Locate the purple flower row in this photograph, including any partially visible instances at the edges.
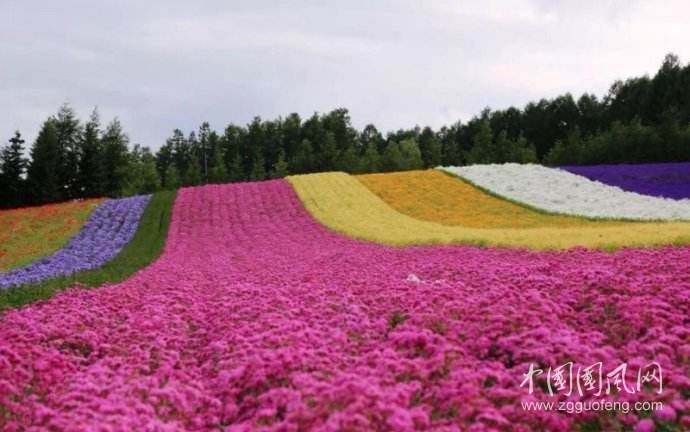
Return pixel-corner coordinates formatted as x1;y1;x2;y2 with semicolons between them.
0;195;151;289
561;162;690;199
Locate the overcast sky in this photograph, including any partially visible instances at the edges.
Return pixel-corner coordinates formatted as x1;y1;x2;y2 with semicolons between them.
3;0;690;149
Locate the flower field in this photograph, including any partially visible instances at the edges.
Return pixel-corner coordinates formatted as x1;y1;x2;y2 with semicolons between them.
357;170;622;228
0;195;150;288
1;165;690;431
1;179;689;431
0;199;102;271
441;164;690;220
561;162;690;199
288;172;690;250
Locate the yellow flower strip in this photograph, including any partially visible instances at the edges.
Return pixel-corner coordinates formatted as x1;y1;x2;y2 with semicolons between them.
356;170;626;228
287;172;690;250
0;199;104;271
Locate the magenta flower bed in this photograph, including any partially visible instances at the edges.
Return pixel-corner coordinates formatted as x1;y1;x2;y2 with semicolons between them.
561;162;690;199
1;181;689;431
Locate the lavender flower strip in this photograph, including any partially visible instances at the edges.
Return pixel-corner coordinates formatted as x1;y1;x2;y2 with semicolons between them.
0;195;151;289
561;162;690;200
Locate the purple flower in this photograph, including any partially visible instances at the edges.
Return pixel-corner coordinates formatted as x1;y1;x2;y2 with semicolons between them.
561;162;690;199
0;195;151;289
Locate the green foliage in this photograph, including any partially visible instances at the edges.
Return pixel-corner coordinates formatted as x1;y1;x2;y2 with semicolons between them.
419;126;442;167
184;157;203;186
27;120;61;204
209;147;229;183
250;155;266;180
0;131;28;208
164;165;181;189
227;156;244;182
381;138;423;172
101;118;130;196
271;150;290;178
78;108;106;198
9;52;690;210
466;120;537;164
335;145;359;173
54;103;82;200
319;131;338;171
359;142;381;173
0;190;175;311
122;146;160;195
290;139;315;174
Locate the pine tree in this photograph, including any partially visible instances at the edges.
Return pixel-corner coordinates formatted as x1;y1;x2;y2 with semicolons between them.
169;129;190;180
185;157;203;186
359;142;381;173
418;127;442;167
466;119;495;164
249;155;266;180
122;146;161;195
381;142;403;172
54;103;83;199
290;139;314;174
164;165;181;189
319;132;338;171
139;150;161;193
78;108;105;197
155;142;174;188
228;156;244;182
271;150;290;178
335;145;359;173
27;120;61;204
397;138;423;170
101;118;130;196
209;147;228;183
0;131;28;208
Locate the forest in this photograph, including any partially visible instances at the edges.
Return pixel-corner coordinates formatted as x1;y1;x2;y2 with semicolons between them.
2;53;690;209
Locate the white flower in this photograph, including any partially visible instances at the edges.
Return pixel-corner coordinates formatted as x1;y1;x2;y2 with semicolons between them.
439;164;690;220
406;273;421;284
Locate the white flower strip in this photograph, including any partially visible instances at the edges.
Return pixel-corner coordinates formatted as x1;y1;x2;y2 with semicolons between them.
439;164;690;220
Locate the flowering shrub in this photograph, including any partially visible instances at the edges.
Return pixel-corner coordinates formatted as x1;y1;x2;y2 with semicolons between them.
0;195;150;288
561;162;690;199
357;170;622;228
289;172;690;250
0;199;102;271
440;164;690;220
1;181;688;430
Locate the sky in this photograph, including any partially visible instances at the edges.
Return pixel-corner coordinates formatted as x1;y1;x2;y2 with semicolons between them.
2;0;690;150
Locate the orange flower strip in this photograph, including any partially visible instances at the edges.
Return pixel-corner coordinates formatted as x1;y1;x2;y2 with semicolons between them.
0;199;103;271
356;170;624;229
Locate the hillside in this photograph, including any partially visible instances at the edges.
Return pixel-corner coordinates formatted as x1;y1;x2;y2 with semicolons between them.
1;164;689;430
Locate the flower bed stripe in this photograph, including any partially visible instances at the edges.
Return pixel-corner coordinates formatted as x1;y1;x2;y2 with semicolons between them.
440;164;690;220
0;191;175;310
0;195;151;289
0;181;687;430
560;162;690;199
357;170;624;228
0;199;103;271
287;172;690;250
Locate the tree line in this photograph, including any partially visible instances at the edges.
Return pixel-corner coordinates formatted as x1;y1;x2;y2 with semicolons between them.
2;53;690;209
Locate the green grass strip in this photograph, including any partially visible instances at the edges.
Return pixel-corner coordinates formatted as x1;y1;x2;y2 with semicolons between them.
0;190;176;312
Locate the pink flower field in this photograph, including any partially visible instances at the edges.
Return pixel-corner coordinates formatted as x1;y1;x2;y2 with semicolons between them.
1;181;690;431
